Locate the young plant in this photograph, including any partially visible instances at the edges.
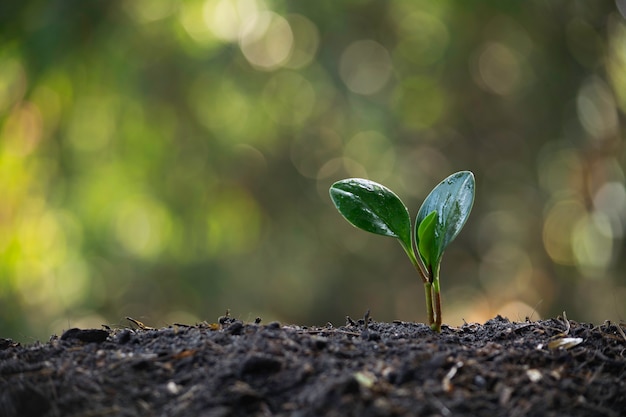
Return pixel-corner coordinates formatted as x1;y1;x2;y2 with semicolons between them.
329;171;475;332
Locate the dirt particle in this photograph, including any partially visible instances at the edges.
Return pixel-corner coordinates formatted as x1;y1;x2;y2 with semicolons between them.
225;321;244;335
240;355;282;375
60;328;110;343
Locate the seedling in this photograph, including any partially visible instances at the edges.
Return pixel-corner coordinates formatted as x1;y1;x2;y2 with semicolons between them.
329;171;475;332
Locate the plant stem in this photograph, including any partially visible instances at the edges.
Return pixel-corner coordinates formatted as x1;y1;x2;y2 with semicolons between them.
424;282;434;326
431;273;442;333
401;242;428;283
401;241;435;326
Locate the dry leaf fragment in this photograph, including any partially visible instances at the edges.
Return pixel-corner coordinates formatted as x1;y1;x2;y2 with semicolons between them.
354;371;376;389
548;337;583;350
526;369;542;382
442;361;463;392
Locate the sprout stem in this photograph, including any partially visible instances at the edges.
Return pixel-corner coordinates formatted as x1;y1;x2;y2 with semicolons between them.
424;282;434;326
431;273;442;332
401;241;435;326
401;242;429;284
431;293;442;332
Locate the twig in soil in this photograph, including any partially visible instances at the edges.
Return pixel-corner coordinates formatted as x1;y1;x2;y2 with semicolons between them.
542;312;572;336
545;313;585;350
511;323;535;333
615;323;626;343
126;317;154;330
560;311;571;336
345;310;372;329
298;328;361;337
442;361;463;393
218;309;232;326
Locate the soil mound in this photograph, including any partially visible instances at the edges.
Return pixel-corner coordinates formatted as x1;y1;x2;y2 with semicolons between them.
1;315;625;416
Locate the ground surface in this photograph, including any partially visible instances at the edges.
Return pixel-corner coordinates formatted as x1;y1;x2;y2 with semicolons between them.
1;314;625;417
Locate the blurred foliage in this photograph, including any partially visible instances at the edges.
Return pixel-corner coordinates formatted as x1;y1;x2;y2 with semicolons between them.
1;0;625;342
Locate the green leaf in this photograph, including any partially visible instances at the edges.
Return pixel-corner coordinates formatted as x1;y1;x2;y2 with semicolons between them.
329;178;412;250
417;210;437;268
414;171;475;268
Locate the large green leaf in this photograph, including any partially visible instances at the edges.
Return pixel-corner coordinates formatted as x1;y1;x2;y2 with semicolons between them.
329;178;412;250
414;171;475;268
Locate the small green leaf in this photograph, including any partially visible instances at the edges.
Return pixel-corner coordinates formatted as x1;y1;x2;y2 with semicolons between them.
417;210;437;268
415;171;475;268
329;178;412;250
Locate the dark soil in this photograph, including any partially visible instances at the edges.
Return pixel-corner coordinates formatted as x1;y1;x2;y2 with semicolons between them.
1;314;625;417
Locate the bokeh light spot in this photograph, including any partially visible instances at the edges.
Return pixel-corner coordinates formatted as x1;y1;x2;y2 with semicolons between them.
483;15;533;57
290;128;343;179
542;199;586;265
11;207;87;316
572;212;613;275
394;11;449;67
54;258;91;308
66;96;118;153
537;147;584;196
206;188;262;257
113;196;173;259
17;206;66;261
473;42;523;96
124;0;179;23
31;85;62;135
479;243;533;295
0;56;26;113
498;301;540;322
566;18;604;68
339;40;392;95
607;17;626;112
1;102;43;156
240;11;294;70
262;71;315;126
284;14;319;69
593;181;626;238
189;76;252;143
179;0;219;46
577;76;619;140
393;76;445;129
343;131;395;181
204;0;264;42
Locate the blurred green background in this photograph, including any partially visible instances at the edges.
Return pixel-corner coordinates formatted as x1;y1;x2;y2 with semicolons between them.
1;0;625;342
